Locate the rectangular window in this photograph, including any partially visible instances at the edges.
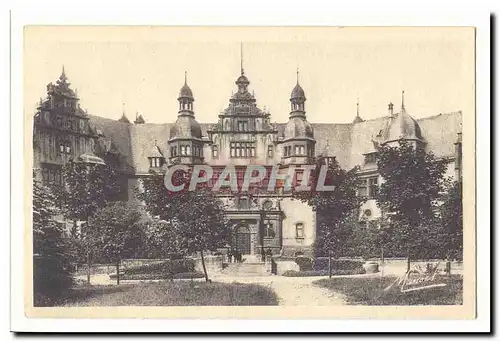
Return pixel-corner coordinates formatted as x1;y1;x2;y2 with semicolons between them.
268;145;273;158
294;145;299;155
263;221;275;238
230;143;235;157
180;146;186;156
358;179;368;197
238;121;248;132
186;145;191;155
212;146;218;158
230;141;255;158
299;146;305;155
238;197;249;209
368;177;378;198
295;223;304;238
364;152;378;164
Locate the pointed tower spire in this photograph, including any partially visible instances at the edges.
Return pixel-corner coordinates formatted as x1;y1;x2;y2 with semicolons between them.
240;43;244;75
353;97;364;123
401;90;405;109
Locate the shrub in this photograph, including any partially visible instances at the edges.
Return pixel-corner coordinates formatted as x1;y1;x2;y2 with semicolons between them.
313;258;364;271
282;268;366;277
124;259;195;275
295;256;313;271
109;271;204;280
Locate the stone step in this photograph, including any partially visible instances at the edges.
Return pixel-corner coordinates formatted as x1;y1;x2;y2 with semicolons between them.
222;262;271;276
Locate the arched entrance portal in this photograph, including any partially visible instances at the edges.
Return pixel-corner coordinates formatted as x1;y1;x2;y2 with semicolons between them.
234;224;251;255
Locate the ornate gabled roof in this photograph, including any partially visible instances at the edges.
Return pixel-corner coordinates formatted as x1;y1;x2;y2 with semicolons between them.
47;66;78;99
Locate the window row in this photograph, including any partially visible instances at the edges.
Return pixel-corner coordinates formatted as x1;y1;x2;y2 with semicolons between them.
283;145;314;157
58;141;72;154
41;167;63;185
170;145;203;157
149;157;165;168
230;142;255;158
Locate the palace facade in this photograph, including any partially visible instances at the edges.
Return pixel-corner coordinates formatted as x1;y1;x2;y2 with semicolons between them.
33;67;463;257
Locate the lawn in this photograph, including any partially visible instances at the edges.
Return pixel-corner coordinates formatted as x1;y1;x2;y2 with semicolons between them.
57;281;279;306
313;275;463;305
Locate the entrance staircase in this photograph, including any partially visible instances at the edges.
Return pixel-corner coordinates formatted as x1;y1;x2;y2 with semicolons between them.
220;255;272;277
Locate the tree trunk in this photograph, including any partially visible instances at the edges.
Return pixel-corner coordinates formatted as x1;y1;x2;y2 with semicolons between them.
200;250;209;282
328;250;332;279
406;246;411;273
86;251;91;286
116;259;120;285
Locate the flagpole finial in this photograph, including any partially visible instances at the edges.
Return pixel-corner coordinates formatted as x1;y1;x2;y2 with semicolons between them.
184;71;187;85
401;90;405;109
240;43;244;75
296;68;299;84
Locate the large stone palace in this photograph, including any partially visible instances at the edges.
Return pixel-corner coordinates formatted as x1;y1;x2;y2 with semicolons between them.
33;66;463;257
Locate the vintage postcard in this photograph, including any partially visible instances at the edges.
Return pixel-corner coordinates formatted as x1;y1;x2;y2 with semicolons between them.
19;25;477;325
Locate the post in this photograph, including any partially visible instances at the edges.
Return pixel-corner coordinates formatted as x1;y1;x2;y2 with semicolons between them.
260;210;265;262
116;259;120;285
86;251;91;286
200;250;209;282
406;246;411;273
328;250;332;279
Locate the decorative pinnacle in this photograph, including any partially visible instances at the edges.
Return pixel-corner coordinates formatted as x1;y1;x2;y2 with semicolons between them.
296;68;299;84
356;97;360;117
401;90;405;109
184;71;187;85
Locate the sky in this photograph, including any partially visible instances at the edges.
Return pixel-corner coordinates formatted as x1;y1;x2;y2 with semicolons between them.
24;26;475;124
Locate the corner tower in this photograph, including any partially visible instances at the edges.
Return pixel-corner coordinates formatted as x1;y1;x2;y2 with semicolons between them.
168;72;204;164
281;70;315;165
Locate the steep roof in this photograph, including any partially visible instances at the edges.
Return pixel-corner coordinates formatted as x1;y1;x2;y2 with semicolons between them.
88;111;462;175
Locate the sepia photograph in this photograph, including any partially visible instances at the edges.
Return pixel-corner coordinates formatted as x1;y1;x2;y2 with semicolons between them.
16;21;481;327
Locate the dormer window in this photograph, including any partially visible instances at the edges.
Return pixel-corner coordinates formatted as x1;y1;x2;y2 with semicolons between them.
364;152;379;164
149;157;165;168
